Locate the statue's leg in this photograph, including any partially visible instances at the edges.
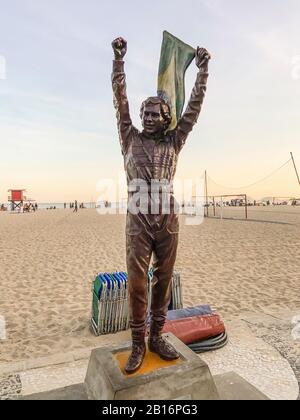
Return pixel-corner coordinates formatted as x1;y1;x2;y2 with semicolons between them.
148;222;179;360
125;224;152;373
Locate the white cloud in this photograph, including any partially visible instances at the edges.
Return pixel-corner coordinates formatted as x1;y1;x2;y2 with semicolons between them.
1;87;62;104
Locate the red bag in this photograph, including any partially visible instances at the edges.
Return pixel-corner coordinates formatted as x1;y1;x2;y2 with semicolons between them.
162;314;225;345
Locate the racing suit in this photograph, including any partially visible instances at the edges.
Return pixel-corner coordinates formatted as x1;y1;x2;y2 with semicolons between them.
112;59;209;336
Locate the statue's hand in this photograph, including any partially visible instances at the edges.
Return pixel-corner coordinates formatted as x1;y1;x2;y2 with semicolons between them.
112;37;127;60
196;47;211;71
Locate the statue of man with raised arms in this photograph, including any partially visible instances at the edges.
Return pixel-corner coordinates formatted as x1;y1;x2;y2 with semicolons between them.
112;36;211;374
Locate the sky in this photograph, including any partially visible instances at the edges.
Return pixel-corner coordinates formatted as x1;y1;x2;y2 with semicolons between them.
0;0;300;202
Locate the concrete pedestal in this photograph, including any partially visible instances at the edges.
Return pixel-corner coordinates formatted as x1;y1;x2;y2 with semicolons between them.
85;333;220;400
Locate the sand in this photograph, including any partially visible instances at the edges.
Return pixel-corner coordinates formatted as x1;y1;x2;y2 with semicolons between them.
0;207;300;363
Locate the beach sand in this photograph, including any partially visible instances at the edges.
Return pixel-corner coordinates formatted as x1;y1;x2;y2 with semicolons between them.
0;207;299;363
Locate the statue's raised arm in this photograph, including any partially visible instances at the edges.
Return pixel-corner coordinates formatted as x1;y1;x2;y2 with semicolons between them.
111;37;133;154
175;47;211;152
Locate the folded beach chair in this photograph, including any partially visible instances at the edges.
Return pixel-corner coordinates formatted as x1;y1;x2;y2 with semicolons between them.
167;304;213;321
91;271;183;336
188;332;228;353
169;271;184;310
163;311;228;353
162;314;225;345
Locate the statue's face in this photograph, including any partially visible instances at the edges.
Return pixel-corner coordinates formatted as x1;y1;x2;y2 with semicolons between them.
141;103;165;135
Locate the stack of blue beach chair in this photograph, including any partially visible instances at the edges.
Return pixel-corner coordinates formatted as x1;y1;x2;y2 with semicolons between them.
91;271;183;336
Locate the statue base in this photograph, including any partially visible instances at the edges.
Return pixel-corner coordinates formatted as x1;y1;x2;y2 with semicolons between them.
85;333;220;400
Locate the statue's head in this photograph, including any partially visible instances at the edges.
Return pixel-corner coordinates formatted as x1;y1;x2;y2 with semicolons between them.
140;97;172;135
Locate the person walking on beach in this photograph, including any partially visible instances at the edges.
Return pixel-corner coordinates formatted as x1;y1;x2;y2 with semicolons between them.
73;200;78;213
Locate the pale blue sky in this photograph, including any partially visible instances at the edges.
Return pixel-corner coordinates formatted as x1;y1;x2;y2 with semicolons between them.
0;0;300;201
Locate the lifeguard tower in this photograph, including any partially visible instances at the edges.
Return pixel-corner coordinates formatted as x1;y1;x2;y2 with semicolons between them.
8;189;26;211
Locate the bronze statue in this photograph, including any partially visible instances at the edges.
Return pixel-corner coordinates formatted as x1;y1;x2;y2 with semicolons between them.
112;36;210;374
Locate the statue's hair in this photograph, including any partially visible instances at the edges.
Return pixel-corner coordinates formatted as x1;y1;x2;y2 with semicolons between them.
140;96;172;130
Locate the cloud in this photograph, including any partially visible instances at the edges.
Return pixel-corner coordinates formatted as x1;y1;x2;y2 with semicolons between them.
1;86;62;104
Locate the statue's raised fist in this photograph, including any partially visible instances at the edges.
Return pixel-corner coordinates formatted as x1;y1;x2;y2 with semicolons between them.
196;47;211;70
112;37;127;60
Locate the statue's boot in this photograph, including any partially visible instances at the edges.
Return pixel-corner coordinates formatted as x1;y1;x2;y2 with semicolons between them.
148;320;180;361
125;329;146;374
